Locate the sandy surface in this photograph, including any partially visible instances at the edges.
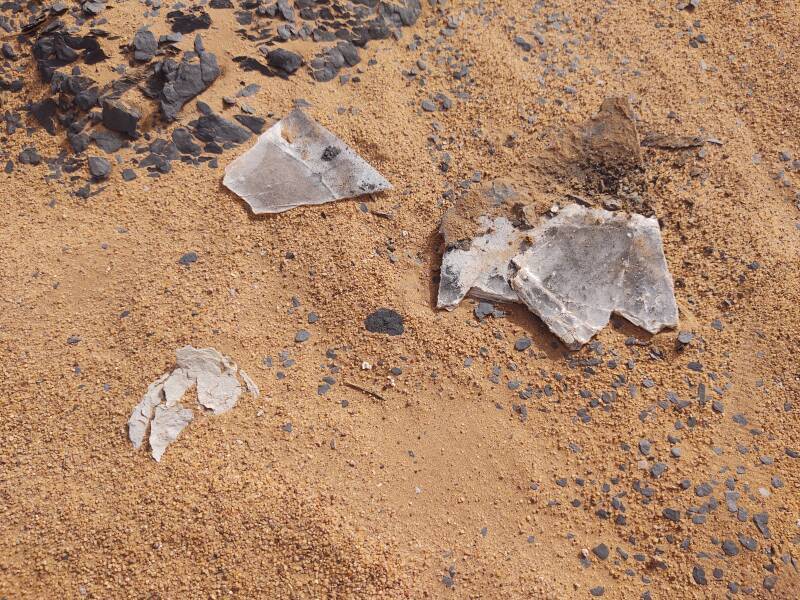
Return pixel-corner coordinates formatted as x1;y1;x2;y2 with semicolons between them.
2;0;800;598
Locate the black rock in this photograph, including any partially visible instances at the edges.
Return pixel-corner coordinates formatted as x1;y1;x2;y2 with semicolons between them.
91;129;124;153
168;10;212;34
156;35;220;121
102;99;140;137
68;132;91;153
234;114;266;134
753;512;771;538
192;112;251;144
514;337;532;351
364;308;404;336
132;27;157;62
592;544;609;560
30;99;58;134
88;156;111;180
75;86;100;111
122;168;137;181
209;0;233;7
721;539;738;556
267;48;303;74
662;508;681;522
19;148;41;165
171;128;201;155
321;145;341;161
1;42;18;60
692;566;707;586
179;251;198;266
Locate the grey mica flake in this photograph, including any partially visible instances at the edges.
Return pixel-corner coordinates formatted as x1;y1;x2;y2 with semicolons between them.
511;205;678;347
223;110;391;214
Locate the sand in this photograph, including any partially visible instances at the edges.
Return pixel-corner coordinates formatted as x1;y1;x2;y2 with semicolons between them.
1;0;799;598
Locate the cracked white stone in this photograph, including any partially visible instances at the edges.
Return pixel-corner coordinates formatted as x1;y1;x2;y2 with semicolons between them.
127;346;259;461
437;216;528;309
437;204;678;347
511;205;678;347
223;109;391;214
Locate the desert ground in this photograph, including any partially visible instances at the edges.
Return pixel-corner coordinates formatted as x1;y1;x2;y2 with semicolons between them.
1;0;799;598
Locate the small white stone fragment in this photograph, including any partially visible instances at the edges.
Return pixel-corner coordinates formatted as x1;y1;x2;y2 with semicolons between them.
223;109;391;214
239;369;260;398
127;373;168;450
149;405;194;462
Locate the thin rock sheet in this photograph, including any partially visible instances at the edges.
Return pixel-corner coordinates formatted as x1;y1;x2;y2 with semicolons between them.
223;109;391;214
437;179;533;309
438;216;528;309
511;205;678;347
127;346;259;461
438;202;679;347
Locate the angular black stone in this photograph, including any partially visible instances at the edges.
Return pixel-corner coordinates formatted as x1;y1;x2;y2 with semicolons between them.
192;113;251;144
132;27;157;62
88;156;111;180
172;127;202;155
168;10;212;34
30;99;58;134
102;99;140;137
156;35;220;121
233;114;266;134
267;48;303;74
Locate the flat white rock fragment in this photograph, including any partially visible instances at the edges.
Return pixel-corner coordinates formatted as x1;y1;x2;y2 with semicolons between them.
223;109;391;214
438;216;528;309
127;373;169;450
127;346;259;461
149;405;194;462
511;205;678;347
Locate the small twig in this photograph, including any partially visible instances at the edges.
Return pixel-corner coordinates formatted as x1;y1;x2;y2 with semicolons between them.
344;381;385;401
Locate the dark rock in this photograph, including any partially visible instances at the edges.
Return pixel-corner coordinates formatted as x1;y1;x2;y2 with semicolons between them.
30;99;58;135
168;10;212;34
1;43;18;60
321;145;341;161
155;35;220;121
179;251;198;266
364;308;404;336
233;114;266;134
122;168;137;181
295;330;310;343
663;508;681;522
193;112;251;144
753;513;770;538
592;544;609;560
88;156;111;180
75;87;100;111
92;129;125;153
172;127;201;155
132;27;157;62
514;337;532;351
267;48;303;74
209;0;233;7
19;148;41;165
721;540;738;556
68;131;91;153
692;566;707;585
102;99;140;137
